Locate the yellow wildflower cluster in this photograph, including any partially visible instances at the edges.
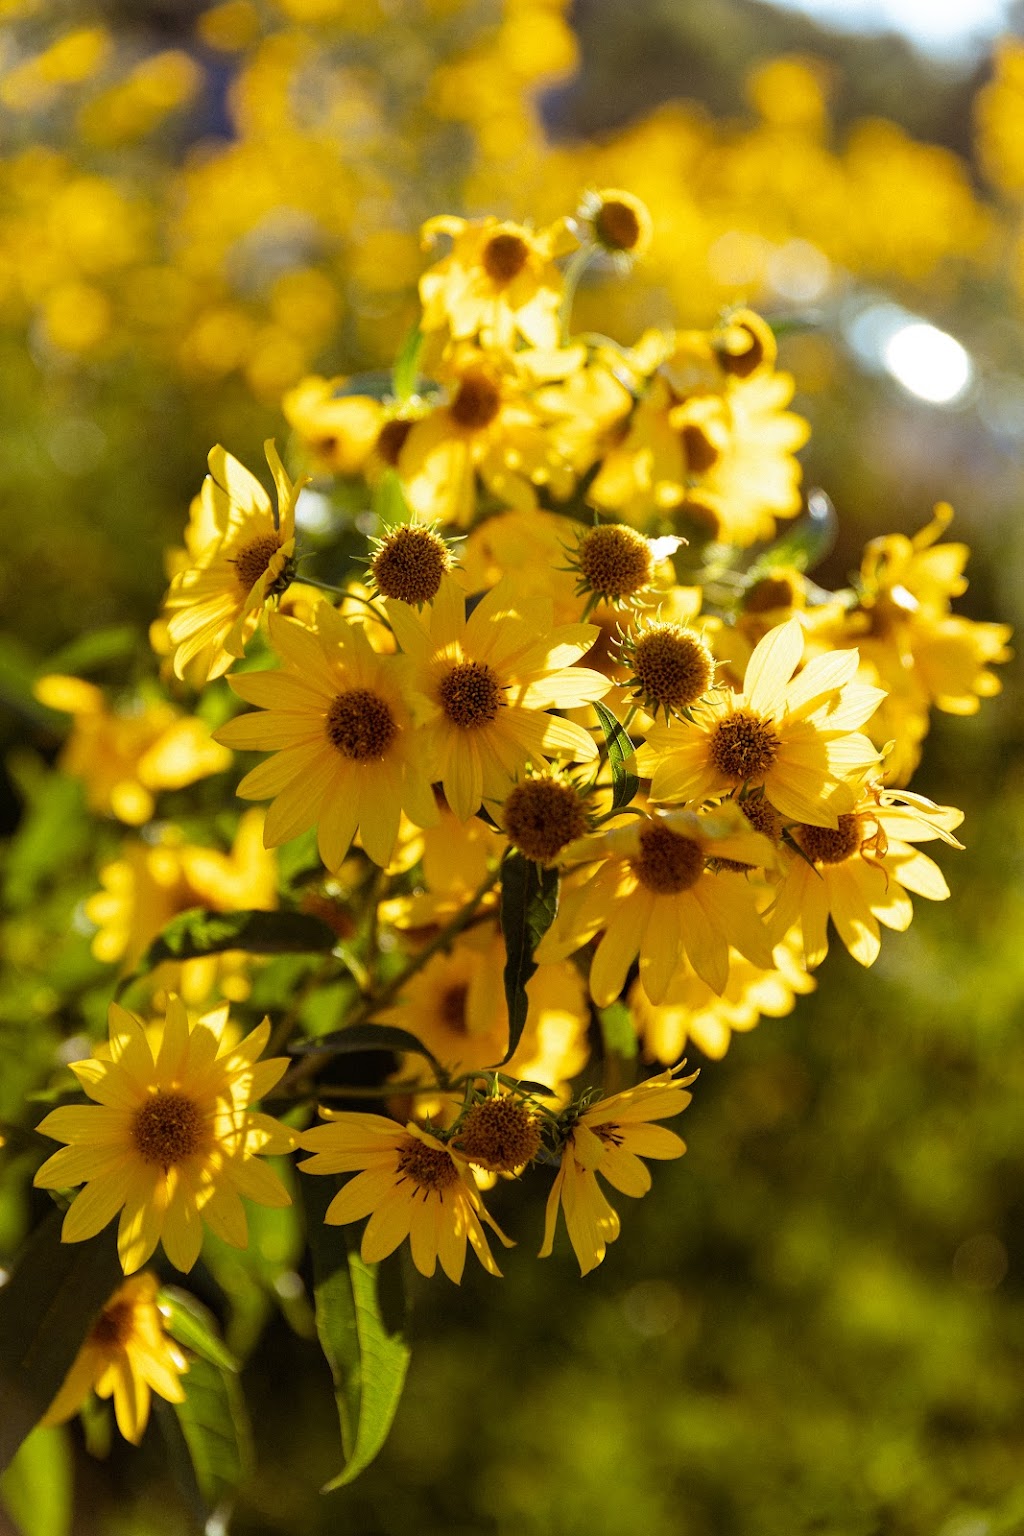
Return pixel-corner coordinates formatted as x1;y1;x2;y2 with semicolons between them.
26;189;1008;1456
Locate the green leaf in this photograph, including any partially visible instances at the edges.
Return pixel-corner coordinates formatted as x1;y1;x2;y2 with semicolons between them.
43;626;139;677
3;760;88;909
598;1001;638;1060
0;1426;72;1536
290;1022;443;1076
164;1353;252;1519
0;636;59;731
499;852;560;1065
371;470;413;531
301;1177;411;1490
745;488;837;579
161;1289;238;1373
0;1214;123;1473
391;321;423;402
117;908;337;995
594;701;639;810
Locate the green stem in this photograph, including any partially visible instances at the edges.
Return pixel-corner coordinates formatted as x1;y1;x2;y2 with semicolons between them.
560;244;597;341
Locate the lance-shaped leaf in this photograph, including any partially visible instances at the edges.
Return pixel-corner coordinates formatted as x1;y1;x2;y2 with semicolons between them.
0;1214;123;1473
158;1351;252;1525
300;1177;410;1490
391;321;423;402
594;701;639;811
116;908;337;996
290;1022;444;1076
0;1426;73;1536
598;1000;638;1060
161;1289;238;1373
499;852;559;1065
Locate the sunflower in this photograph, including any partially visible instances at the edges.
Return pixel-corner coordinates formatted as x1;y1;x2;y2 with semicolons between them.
214;605;439;870
768;784;965;968
299;1114;513;1282
41;1272;187;1444
418;214;573;353
160;440;306;684
34;997;297;1275
385;575;609;821
637;618;883;827
535;804;776;1002
539;1064;696;1276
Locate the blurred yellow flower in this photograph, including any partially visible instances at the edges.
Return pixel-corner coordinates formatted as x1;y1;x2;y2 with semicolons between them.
41;1272;187;1444
34;675;230;825
419;213;573;352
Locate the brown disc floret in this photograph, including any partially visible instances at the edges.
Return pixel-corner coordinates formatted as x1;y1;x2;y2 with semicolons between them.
629;623;714;713
438;660;504;728
456;1097;541;1172
502;777;588;863
371;525;452;606
482;232;530;285
793;815;864;865
709;709;780;783
233;534;282;593
395;1136;460;1193
131;1091;207;1170
325;689;398;760
576;524;653;602
633;821;705;895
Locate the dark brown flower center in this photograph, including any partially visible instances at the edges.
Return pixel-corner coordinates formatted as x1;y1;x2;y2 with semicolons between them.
743;574;799;614
439;982;470;1033
325;689;398;760
456;1097;541;1172
131;1091;206;1169
91;1299;136;1350
794;814;863;865
594;199;642;252
371;525;450;606
633;821;705;895
718;319;767;378
438;660;504;728
631;625;713;711
681;422;721;474
715;791;783;872
502;778;587;863
482;231;530;285
449;371;502;432
375;418;414;467
233;533;281;593
577;525;652;600
710;710;780;782
396;1136;460;1193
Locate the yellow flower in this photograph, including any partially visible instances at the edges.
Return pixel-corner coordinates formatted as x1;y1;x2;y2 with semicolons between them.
397;350;573;527
577;188;653;258
35;997;297;1275
846;506;1013;783
536;804;776;1002
637;618;883;827
160;440;306;683
539;1065;696;1276
418;214;573;352
300;1114;513;1282
377;924;589;1100
33;675;230;825
84;810;277;1003
282;374;424;482
215;605;438;870
628;930;815;1063
385;575;609;820
41;1272;187;1444
380;804;506;928
768;784;964;968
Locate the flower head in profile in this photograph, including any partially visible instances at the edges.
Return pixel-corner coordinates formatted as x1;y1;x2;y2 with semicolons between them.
159;440;306;683
540;1064;697;1275
300;1114;513;1282
41;1273;187;1444
215;605;439;870
638;618;884;827
576;188;653;262
418;214;573;353
769;783;964;968
386;575;609;821
35;997;297;1275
